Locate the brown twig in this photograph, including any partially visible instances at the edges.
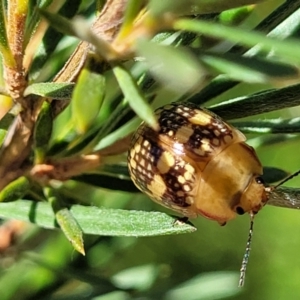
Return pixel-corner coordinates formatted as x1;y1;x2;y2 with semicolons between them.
30;154;101;184
268;187;300;209
29;132;132;184
5;0;27;103
0;0;128;190
51;0;128;117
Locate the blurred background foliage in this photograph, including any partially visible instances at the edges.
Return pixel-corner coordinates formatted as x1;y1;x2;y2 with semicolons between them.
1;0;300;299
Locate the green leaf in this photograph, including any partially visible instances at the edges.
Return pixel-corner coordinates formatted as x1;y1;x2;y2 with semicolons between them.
188;4;300;105
136;39;206;94
55;208;85;255
24;83;74;100
248;134;294;149
209;83;300;120
200;53;298;83
63;100;132;155
0;2;15;67
0;129;6;146
219;5;253;25
165;272;240;300
174;18;300;65
29;1;81;80
93;117;140;151
23;0;54;46
117;0;144;39
231;118;300;134
39;9;117;60
0;113;14;130
39;9;84;39
44;187;85;255
71;68;106;133
262;167;290;185
34;101;53;161
149;0;265;16
98;163;131;180
73;174;138;193
0;200;197;236
0;3;9;49
112;64;158;131
0;177;30;202
112;264;159;291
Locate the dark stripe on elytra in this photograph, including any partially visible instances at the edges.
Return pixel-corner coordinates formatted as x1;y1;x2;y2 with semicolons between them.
157;103;197;135
160;157;193;208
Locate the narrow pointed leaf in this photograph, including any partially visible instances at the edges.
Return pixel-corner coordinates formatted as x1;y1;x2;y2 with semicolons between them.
0;200;197;236
0;113;15;130
39;10;117;60
232;118;300;134
71;68;106;133
136;39;206;94
174;18;300;65
165;272;240;300
55;208;85;255
209;84;300;120
200;53;298;83
28;1;81;79
117;0;144;39
149;0;265;16
39;9;86;39
112;64;158;131
45;188;85;255
0;3;15;67
0;177;30;202
93;117;139;151
34;101;53;154
24;83;74;100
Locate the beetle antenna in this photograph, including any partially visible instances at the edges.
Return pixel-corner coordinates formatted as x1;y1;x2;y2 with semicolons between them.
274;169;300;189
239;211;255;287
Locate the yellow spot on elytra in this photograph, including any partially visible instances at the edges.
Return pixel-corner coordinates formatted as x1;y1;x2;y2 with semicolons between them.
185;164;195;174
135;144;141;153
130;148;135;158
178;175;185;184
178;161;185;168
148;174;166;198
201;139;211;152
157;151;175;174
130;159;137;169
184;171;192;181
175;126;194;143
189;111;212;126
183;185;191;192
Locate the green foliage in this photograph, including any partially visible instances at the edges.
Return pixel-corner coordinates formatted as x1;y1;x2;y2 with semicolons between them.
0;0;300;299
71;67;106;133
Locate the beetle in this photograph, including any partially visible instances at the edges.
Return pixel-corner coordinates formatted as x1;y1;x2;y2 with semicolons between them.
128;102;269;226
